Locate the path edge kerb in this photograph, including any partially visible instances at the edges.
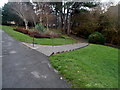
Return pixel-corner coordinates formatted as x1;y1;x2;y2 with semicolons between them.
51;43;89;56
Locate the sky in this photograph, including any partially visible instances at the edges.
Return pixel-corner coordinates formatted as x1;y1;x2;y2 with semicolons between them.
0;0;119;7
0;0;8;7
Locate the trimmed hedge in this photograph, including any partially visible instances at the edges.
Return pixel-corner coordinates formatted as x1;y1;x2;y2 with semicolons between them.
88;32;105;44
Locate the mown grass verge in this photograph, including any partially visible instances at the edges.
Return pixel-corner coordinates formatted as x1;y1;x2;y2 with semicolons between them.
50;44;119;88
1;25;76;45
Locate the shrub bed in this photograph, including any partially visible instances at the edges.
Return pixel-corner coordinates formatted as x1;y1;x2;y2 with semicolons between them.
14;28;61;38
15;28;28;34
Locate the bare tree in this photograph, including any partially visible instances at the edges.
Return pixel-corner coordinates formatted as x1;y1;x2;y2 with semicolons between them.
27;3;38;26
32;2;55;29
10;2;32;29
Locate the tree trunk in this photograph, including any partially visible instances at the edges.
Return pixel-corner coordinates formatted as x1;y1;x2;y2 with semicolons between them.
31;15;36;26
46;14;49;30
67;15;71;35
63;6;69;34
61;13;64;29
40;17;42;24
24;19;28;29
66;7;69;34
58;12;62;28
63;15;66;33
67;8;71;35
58;2;63;29
63;4;66;33
56;11;58;29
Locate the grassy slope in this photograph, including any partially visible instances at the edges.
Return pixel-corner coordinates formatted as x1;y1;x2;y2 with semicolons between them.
50;44;118;88
1;25;76;45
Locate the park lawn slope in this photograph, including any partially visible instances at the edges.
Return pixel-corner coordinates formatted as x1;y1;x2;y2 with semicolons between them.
1;25;76;45
50;44;118;88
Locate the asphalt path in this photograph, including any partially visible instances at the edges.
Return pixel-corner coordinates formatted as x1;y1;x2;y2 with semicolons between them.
2;30;70;88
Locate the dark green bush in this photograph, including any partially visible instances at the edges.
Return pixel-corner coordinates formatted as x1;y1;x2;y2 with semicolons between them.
88;32;105;44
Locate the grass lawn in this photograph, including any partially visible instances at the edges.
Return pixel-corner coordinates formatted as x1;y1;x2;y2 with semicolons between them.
50;44;118;88
1;25;76;45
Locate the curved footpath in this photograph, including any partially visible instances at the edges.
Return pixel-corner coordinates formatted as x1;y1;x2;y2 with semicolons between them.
22;42;88;56
2;30;70;88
